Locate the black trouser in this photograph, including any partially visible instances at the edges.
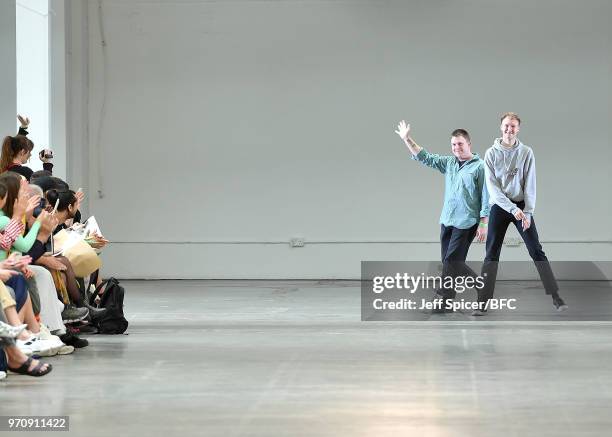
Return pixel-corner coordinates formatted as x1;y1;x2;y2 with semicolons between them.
439;223;479;299
479;202;558;302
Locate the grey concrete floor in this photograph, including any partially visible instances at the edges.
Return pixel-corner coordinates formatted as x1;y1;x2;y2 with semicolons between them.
2;280;612;437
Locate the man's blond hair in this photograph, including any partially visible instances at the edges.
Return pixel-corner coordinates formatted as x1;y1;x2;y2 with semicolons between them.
500;112;521;125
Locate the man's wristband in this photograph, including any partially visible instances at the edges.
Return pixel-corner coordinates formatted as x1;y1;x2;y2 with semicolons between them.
478;222;488;228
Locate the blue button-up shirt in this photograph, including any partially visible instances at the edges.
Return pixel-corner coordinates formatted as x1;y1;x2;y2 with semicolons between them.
414;149;489;229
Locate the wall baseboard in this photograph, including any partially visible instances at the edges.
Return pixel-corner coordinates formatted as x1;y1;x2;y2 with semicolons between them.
102;242;612;280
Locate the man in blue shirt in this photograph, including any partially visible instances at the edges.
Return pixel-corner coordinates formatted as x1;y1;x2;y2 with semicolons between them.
395;121;489;312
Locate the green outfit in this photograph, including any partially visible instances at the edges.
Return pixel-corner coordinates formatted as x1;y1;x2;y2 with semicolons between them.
413;149;489;228
0;212;41;261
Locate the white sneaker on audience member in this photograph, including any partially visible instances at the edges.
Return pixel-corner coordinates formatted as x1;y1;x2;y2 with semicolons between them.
39;324;74;355
17;335;59;357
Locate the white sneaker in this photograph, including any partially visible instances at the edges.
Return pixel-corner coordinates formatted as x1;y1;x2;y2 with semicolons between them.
38;324;61;343
16;337;35;356
33;338;61;357
0;371;6;380
38;324;74;355
17;336;59;357
57;344;75;355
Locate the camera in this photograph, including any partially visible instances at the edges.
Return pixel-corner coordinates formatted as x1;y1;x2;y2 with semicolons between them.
39;149;54;159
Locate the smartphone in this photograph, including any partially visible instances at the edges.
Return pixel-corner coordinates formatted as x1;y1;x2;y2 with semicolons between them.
33;198;47;218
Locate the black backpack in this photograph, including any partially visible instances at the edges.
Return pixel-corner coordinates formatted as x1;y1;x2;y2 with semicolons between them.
89;277;129;334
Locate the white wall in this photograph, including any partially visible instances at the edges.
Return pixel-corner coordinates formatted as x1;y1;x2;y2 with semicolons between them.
64;0;612;278
49;0;67;179
0;1;16;135
16;0;49;170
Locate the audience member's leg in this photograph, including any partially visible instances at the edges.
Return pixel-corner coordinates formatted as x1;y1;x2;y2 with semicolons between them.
3;285;27;335
56;256;84;305
25;276;41;315
0;281;17;315
29;266;66;333
17;294;40;335
4;344;52;376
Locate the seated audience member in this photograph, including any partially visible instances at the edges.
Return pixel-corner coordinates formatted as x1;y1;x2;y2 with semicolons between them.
0;173;90;342
0;270;58;356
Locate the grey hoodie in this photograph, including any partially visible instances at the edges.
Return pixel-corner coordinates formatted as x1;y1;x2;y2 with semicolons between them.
484;138;536;217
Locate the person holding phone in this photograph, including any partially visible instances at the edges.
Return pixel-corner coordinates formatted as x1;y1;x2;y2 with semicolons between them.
0;115;53;181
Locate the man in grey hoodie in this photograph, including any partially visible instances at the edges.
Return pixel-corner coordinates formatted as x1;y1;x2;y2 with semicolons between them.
474;112;568;315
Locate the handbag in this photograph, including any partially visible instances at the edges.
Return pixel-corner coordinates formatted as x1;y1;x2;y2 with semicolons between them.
53;229;102;277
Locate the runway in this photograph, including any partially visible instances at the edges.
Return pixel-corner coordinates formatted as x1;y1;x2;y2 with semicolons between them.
2;280;612;436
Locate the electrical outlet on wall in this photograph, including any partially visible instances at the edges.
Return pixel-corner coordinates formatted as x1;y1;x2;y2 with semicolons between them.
290;237;305;248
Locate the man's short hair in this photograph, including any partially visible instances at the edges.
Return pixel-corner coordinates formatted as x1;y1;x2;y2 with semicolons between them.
500;112;521;124
451;128;471;143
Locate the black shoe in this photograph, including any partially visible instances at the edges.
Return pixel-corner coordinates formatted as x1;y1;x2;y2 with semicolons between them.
59;332;89;348
83;304;107;324
431;299;455;314
552;295;568;312
75;324;98;335
471;301;489;316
